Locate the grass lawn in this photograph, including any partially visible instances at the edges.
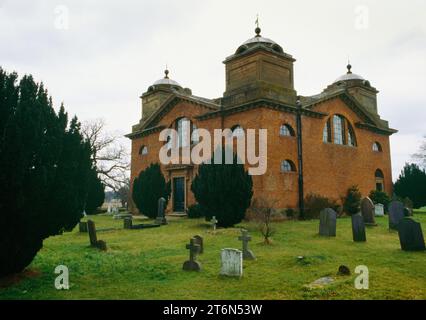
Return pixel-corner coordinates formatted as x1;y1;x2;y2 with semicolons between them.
1;213;425;300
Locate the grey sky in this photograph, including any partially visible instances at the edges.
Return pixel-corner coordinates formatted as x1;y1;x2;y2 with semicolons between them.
1;0;425;180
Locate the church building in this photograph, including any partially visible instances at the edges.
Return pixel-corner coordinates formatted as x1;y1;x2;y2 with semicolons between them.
127;26;397;214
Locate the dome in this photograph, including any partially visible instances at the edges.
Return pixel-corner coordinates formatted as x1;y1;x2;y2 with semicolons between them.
150;69;182;89
334;64;365;83
235;27;284;54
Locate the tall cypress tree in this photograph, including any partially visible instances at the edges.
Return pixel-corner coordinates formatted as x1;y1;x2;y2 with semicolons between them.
0;68;93;277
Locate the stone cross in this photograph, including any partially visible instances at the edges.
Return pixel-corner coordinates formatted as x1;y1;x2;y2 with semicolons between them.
182;238;201;271
155;197;167;225
220;248;243;277
211;216;218;231
238;229;255;260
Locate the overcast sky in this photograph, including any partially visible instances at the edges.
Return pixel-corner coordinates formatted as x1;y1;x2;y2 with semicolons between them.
1;0;425;180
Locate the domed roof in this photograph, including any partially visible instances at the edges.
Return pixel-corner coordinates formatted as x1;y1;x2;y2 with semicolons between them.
235;27;284;54
151;69;182;88
334;64;365;83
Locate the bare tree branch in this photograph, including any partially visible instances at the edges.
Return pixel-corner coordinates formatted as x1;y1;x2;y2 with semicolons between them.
412;135;426;169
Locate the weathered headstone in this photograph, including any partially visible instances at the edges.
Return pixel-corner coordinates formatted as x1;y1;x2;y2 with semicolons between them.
211;216;218;231
183;238;201;271
374;204;384;217
319;208;336;237
123;217;132;229
155;197;167;225
79;221;88;233
398;218;426;251
220;248;243;277
107;205;112;214
389;200;405;230
193;235;204;254
361;197;377;225
351;213;366;242
113;213;132;220
238;229;255;260
87;220;107;250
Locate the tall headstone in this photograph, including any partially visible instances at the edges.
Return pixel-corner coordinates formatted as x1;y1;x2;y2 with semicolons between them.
389;200;405;230
155;197;167;225
361;197;377;225
87;219;107;250
211;216;218;231
319;208;337;237
238;229;255;260
123;217;133;229
374;204;384;217
398;218;426;251
351;213;366;242
220;249;243;277
193;235;204;254
183;238;201;271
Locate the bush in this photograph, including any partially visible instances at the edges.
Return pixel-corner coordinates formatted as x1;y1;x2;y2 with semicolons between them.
368;190;391;213
285;208;296;219
191;151;253;228
303;193;339;219
343;185;362;215
187;203;205;219
394;163;426;209
0;69;94;277
85;168;105;214
132;163;170;219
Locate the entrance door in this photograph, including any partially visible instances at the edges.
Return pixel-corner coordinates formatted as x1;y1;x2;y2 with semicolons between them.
173;177;185;212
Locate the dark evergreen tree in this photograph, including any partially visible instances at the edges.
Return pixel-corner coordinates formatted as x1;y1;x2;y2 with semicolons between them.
369;190;391;213
85;168;105;214
191;151;253;228
343;185;362;215
0;68;93;277
132;163;170;219
394;163;426;209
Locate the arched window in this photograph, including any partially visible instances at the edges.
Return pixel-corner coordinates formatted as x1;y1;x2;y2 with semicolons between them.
281;160;296;172
139;145;148;156
323;115;356;147
232;125;244;138
191;124;200;144
373;142;382;152
333;115;345;145
280;124;295;137
323;119;331;143
347;125;357;147
177;117;191;148
375;169;384;191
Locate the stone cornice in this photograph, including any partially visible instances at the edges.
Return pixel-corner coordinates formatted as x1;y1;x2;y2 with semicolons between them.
125;125;165;140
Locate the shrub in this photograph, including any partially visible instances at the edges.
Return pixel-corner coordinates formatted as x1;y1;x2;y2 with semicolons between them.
132;163;170;219
191;151;253;228
343;185;362;215
394;163;426;209
250;198;276;244
303;193;339;219
85;168;105;214
368;190;391;213
187;203;205;219
0;69;94;277
285;208;296;219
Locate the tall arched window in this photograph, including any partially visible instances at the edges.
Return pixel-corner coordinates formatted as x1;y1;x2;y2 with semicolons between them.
177;117;191;148
347;125;357;147
139;145;148;156
323;119;331;143
323;114;356;147
375;169;384;191
281;160;296;172
280;124;295;137
333;115;345;145
191;124;200;144
373;142;382;152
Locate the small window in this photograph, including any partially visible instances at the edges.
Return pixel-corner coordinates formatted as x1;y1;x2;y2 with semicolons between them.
375;169;384;191
323;119;331;143
139;145;148;155
232;125;244;138
281;160;296;172
280;124;295;137
373;142;382;152
375;169;384;179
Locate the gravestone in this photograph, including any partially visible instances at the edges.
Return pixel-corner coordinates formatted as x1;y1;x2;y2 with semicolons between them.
361;197;377;225
79;221;88;233
398;218;426;251
113;213;132;220
123;217;132;229
238;229;255;260
319;208;337;237
183;238;201;271
193;235;204;254
155;197;167;225
220;248;243;277
107;205;112;214
211;216;218;231
87;220;107;250
351;213;366;242
374;204;384;217
389;201;405;230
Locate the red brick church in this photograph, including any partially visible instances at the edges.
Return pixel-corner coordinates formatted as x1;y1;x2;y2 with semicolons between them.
127;26;397;214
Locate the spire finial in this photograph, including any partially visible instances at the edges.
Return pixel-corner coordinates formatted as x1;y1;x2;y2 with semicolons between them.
164;65;169;79
347;61;352;74
255;14;261;37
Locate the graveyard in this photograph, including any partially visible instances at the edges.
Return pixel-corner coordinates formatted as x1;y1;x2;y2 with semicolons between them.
1;210;425;300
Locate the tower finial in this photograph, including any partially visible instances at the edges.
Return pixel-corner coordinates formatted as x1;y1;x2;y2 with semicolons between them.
346;61;352;74
255;14;261;36
164;65;169;79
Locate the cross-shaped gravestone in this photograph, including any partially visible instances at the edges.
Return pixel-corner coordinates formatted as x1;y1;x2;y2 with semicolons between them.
211;216;218;231
183;238;201;271
238;229;255;260
155;197;167;225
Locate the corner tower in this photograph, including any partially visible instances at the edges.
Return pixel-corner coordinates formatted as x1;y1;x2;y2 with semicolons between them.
222;26;297;107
